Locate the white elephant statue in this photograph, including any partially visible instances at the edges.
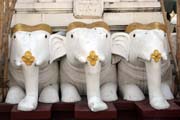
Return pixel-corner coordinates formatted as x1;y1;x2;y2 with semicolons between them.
49;21;118;112
170;11;177;25
6;24;59;111
112;22;174;110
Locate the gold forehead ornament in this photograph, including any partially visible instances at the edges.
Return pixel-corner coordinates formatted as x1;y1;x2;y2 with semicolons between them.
67;21;110;32
125;22;166;33
12;24;52;34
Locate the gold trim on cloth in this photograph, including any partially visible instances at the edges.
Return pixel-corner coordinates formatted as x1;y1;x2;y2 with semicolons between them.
67;21;110;32
12;24;52;34
125;22;166;33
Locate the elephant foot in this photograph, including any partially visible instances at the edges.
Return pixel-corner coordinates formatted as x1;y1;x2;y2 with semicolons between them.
5;86;25;104
121;84;145;101
161;83;174;100
101;82;118;102
18;95;38;111
88;96;108;112
61;83;81;102
150;96;170;110
39;84;59;103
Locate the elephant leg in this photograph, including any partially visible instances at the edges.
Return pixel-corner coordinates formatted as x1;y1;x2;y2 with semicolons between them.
5;86;25;104
120;84;145;101
161;82;174;100
101;82;118;102
39;84;59;103
61;83;81;102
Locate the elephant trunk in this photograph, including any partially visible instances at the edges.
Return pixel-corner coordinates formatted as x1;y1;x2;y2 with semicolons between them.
84;50;108;112
85;61;101;100
19;64;39;111
22;51;39;100
145;60;162;98
85;50;101;101
145;49;171;110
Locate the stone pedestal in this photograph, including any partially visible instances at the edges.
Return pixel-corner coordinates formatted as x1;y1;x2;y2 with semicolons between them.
114;100;137;120
52;102;74;120
135;100;180;120
0;103;14;120
11;103;52;120
75;100;117;120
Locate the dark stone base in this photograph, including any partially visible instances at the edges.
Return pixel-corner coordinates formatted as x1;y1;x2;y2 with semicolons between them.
11;103;52;120
0;103;14;120
114;100;137;120
52;102;74;120
0;99;180;120
135;100;180;120
75;100;117;120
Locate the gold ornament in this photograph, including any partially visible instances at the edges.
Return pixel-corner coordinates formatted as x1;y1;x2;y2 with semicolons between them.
126;22;166;33
21;51;35;66
151;50;162;62
12;24;52;34
67;21;110;32
87;51;99;66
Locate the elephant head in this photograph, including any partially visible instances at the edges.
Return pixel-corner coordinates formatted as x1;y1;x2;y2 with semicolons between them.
112;22;173;110
49;21;111;65
8;24;54;111
112;22;169;64
10;24;52;67
49;21;115;112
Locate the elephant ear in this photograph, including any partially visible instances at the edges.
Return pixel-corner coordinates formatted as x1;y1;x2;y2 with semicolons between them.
111;32;130;64
49;34;66;63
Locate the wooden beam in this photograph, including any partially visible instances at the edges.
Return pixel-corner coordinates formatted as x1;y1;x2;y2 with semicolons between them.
11;12;163;28
160;0;179;97
1;0;17;101
14;1;160;12
176;0;180;97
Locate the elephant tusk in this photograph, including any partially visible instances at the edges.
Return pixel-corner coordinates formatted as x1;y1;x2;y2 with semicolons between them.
76;56;87;64
14;60;22;67
99;55;105;62
151;50;162;62
87;51;99;66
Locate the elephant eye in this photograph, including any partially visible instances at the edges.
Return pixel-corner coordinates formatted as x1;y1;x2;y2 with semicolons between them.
133;34;136;38
164;34;166;37
71;34;73;38
13;35;16;39
45;35;48;38
106;34;108;38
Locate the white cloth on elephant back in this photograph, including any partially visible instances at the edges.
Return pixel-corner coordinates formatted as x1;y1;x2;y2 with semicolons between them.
118;59;173;93
60;57;117;95
8;62;59;91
